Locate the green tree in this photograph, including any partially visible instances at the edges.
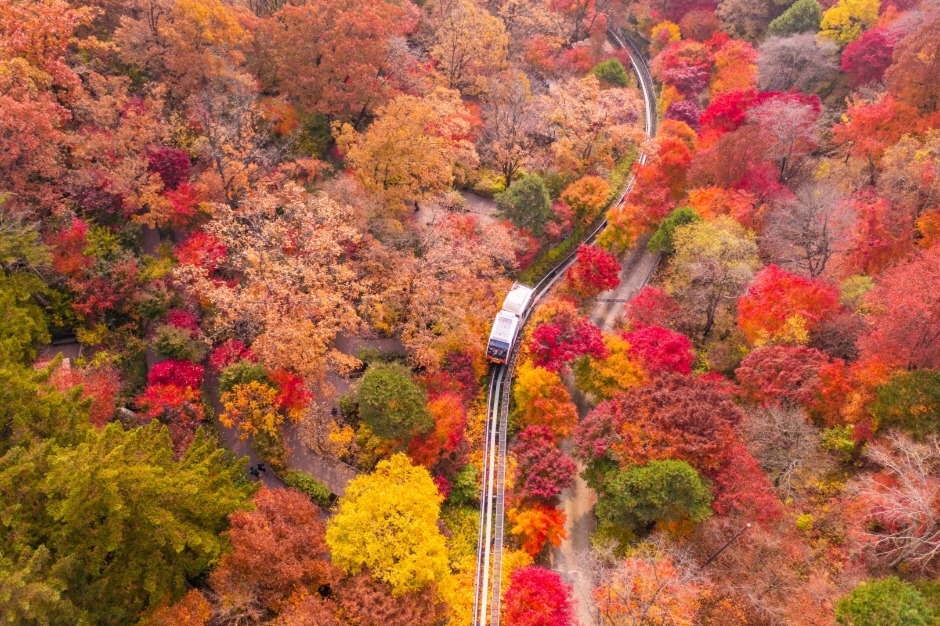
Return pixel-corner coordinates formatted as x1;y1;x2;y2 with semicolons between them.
494;174;553;236
596;460;712;534
0;423;255;624
871;370;940;439
590;59;630;88
648;207;702;254
354;363;432;441
768;0;823;36
325;453;449;594
0;274;49;364
835;577;936;626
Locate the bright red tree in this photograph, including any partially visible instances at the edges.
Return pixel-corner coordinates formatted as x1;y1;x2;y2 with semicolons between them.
512;426;577;504
840;27;896;87
503;566;575;626
563;244;620;299
737;265;840;346
625;286;681;330
622;325;695;375
529;310;608;374
735;345;831;408
858;245;940;370
148;359;205;390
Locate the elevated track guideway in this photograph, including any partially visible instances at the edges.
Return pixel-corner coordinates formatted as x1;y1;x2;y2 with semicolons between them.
470;27;659;626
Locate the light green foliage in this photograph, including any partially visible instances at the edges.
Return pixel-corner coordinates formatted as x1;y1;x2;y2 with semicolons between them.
590;58;630;88
835;577;936;626
283;469;332;506
326;453;449;594
151;324;206;362
441;505;479;563
768;0;823;36
447;463;480;506
871;370;940;439
494;174;553;236
595;460;713;534
354;362;432;441
0;274;49;364
648;206;702;254
819;0;880;46
0;196;51;273
0;423;255;624
0;546;77;625
840;275;875;311
219;359;270;393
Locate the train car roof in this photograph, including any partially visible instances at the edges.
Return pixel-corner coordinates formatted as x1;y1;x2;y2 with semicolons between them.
502;283;534;315
488;311;519;343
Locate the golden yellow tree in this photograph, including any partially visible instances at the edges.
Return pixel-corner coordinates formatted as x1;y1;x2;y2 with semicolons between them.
325;453;449;594
219;380;283;440
333;87;479;212
574;335;646;401
513;361;578;438
430;0;509;95
819;0;880;46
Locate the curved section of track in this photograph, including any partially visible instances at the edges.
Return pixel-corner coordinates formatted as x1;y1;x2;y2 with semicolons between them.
471;27;658;626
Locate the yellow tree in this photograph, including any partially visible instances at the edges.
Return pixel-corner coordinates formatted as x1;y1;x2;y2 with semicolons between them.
430;0;509;96
325;453;449;594
219;380;284;440
574;335;645;401
333;87;479;212
540;75;644;176
175;184;362;382
513;361;578;438
818;0;880;47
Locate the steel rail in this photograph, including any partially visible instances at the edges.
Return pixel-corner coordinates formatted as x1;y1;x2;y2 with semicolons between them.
472;26;658;626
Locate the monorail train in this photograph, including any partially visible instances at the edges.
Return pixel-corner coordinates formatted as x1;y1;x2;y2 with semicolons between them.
486;283;535;364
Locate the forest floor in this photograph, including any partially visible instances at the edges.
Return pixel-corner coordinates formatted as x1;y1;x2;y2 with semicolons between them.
551;236;660;625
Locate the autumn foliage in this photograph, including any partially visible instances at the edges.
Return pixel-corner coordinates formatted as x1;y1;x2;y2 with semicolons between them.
502;566;575;626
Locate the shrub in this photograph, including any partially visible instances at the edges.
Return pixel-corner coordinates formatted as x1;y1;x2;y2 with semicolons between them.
590;58;630;87
219;359;271;393
151;324;207;362
283;470;332;506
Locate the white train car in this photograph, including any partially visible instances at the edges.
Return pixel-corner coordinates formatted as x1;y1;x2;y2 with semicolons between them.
486;283;535;363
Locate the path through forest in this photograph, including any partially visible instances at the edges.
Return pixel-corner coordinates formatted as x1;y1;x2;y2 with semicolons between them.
551;236;659;625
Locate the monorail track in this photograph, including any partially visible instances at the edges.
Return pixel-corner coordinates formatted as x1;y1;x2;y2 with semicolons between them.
470;26;659;626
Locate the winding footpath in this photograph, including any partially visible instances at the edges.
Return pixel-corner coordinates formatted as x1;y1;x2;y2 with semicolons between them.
471;27;659;626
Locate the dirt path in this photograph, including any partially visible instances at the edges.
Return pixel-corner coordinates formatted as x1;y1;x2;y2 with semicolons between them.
551;236;660;625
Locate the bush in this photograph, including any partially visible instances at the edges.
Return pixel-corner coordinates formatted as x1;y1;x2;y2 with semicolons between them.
519;226;584;284
495;174;553;237
590;58;630;87
283;470;332;506
151;324;206;362
354;362;432;440
649;207;702;254
836;577;936;626
447;463;480;507
253;429;288;473
219;359;270;393
871;370;940;439
596;460;713;534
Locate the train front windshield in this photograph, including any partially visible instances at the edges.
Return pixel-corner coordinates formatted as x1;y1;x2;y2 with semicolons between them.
486;339;510;363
